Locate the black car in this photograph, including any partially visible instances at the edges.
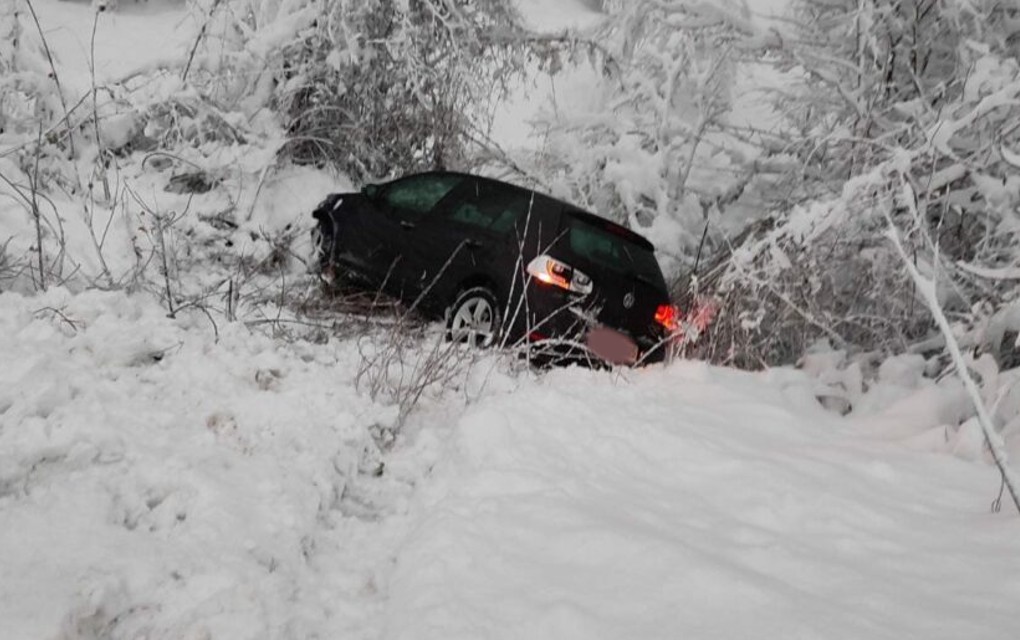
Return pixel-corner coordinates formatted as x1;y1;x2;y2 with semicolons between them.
311;171;678;364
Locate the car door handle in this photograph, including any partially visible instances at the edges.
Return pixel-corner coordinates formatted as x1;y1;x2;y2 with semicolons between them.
464;239;483;249
400;220;416;230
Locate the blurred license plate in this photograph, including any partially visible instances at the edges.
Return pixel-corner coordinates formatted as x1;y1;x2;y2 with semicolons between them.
585;327;638;365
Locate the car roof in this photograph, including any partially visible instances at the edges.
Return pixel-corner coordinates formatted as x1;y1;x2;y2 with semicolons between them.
402;171;656;252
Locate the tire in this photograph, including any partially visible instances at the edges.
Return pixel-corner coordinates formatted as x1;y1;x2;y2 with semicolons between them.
446;286;501;348
311;225;340;287
310;195;341;275
311;225;328;269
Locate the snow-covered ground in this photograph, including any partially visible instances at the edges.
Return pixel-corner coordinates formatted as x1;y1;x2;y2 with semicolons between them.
387;365;1020;639
3;2;1020;639
2;287;1019;639
30;0;196;90
0;287;406;638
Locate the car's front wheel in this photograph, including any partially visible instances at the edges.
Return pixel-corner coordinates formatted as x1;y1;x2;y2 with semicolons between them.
446;287;501;348
311;225;331;274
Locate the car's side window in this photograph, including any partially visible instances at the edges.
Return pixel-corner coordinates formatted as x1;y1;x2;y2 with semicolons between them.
442;181;531;233
489;196;533;233
381;174;463;215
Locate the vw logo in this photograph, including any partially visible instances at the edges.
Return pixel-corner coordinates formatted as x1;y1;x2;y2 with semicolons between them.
622;292;635;309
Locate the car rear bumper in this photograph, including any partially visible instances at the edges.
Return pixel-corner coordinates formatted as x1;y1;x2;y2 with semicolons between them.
513;286;668;366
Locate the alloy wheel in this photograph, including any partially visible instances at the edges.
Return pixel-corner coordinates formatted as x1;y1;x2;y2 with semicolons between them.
449;294;497;347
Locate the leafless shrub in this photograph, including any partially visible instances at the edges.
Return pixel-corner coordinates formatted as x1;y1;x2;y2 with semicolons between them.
3;0;77;158
0;237;28;291
122;182;193;315
706;216;934;368
144;97;246;150
0;142;79;291
356;321;479;437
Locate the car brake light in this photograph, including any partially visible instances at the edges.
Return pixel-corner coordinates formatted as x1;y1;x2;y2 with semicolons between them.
654;304;679;331
526;255;593;295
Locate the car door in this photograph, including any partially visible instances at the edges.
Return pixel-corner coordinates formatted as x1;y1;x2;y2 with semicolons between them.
399;178;534;308
356;173;465;294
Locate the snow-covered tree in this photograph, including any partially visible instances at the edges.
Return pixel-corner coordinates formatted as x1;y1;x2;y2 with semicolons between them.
187;0;526;181
0;0;18;137
0;0;62;149
523;0;768;276
706;0;1020;368
283;0;527;179
783;0;977;187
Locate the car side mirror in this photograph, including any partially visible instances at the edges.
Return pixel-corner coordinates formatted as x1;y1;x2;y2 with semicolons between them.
362;183;380;200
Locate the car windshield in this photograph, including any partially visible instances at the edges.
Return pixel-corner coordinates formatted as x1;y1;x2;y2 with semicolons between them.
566;214;665;288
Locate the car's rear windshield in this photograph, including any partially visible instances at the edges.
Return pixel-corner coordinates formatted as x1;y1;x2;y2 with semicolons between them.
566;214;665;288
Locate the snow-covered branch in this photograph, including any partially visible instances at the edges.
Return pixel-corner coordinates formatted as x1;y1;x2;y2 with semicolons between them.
884;181;1020;515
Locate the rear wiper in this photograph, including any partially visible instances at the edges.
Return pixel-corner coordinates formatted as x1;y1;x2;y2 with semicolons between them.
624;269;654;286
619;246;653;284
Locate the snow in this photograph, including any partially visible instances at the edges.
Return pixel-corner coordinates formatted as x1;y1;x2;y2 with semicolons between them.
0;287;405;638
28;0;196;90
3;287;1019;639
4;2;1020;640
1;303;1018;630
513;0;605;32
386;365;1020;639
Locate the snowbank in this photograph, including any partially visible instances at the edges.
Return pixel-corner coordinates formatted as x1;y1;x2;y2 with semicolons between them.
0;287;402;638
386;365;1020;640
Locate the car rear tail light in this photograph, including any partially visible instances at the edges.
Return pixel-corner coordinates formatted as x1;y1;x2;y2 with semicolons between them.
526;255;593;295
654;304;679;331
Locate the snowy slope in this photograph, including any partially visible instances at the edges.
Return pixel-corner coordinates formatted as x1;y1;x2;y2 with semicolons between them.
2;288;1018;639
0;288;410;638
385;365;1020;640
